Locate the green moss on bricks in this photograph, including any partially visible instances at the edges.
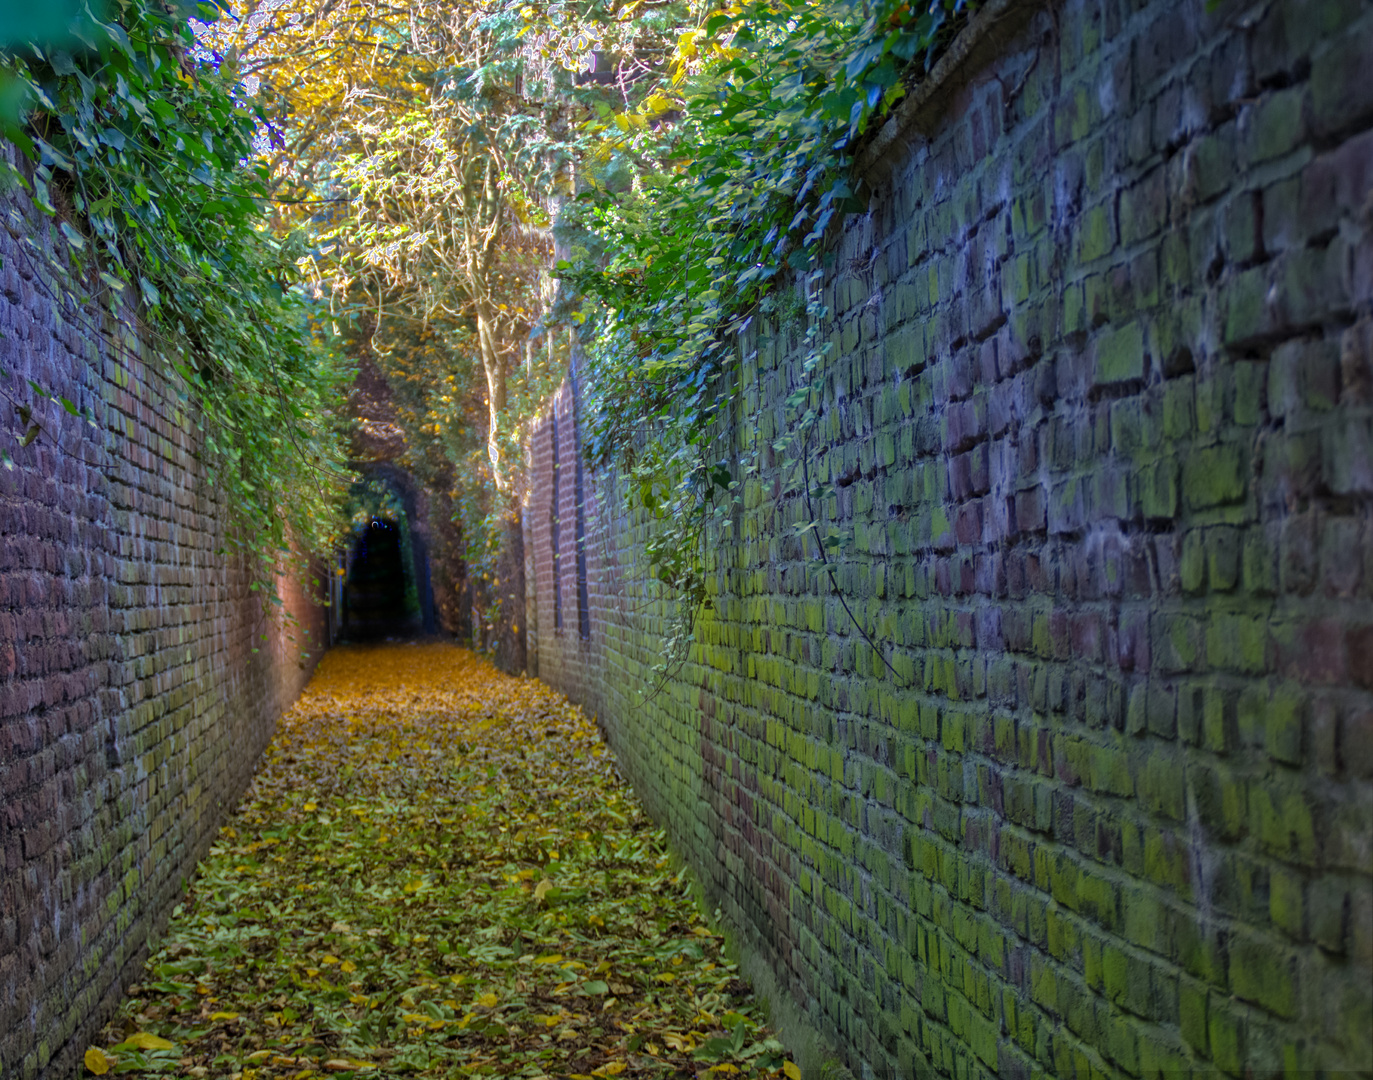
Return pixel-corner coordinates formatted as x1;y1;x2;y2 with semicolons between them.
1077;201;1117;264
1205;613;1266;673
1228;932;1298;1020
1253;785;1317;864
1183;445;1246;509
1094;322;1145;386
1268;868;1304;938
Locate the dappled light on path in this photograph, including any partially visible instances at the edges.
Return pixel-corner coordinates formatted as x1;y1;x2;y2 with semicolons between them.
89;644;792;1080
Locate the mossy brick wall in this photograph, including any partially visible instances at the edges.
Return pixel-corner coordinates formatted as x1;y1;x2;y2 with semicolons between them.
526;372;605;697
0;178;326;1080
527;0;1373;1074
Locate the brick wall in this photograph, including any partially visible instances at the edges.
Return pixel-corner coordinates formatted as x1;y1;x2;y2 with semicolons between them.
0;176;326;1079
527;367;607;699
525;0;1373;1073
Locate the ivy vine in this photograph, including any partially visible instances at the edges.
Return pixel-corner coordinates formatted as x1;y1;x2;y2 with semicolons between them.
562;0;978;673
0;0;351;599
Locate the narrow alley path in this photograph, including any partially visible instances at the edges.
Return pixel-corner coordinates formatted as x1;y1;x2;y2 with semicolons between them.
86;645;791;1080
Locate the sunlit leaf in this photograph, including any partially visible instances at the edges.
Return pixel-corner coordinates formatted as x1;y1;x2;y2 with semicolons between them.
122;1032;174;1051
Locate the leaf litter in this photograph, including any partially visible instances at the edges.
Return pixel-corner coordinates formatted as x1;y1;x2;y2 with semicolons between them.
91;644;795;1080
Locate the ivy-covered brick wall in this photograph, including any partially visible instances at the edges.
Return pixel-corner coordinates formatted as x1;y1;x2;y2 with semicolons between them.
527;0;1373;1074
0;180;326;1080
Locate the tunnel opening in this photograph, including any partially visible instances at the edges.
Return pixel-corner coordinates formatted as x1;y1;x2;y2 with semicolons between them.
342;515;423;641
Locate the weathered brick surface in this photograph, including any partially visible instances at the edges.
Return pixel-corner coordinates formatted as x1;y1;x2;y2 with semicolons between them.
0;175;325;1079
526;369;603;698
526;0;1373;1074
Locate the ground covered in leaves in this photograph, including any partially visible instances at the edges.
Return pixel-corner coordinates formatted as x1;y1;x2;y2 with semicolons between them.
90;644;794;1080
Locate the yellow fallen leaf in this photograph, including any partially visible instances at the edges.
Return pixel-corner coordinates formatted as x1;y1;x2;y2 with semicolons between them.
783;1061;802;1080
403;879;424;893
710;1066;739;1074
83;1047;112;1075
92;646;783;1080
124;1032;175;1051
209;1011;239;1021
304;802;317;811
654;972;676;982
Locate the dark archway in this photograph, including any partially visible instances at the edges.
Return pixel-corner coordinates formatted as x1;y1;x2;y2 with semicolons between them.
335;465;440;642
342;517;421;640
360;464;438;636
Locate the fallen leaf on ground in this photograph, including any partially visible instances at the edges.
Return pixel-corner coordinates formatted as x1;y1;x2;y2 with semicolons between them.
93;644;788;1080
122;1032;175;1050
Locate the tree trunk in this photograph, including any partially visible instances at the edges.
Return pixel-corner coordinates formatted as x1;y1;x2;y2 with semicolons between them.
475;301;506;488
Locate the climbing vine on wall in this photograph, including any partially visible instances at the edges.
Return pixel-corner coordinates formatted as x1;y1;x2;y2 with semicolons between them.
559;0;977;667
0;0;352;590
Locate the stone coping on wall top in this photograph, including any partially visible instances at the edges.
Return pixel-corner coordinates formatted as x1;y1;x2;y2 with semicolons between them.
853;0;1041;189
